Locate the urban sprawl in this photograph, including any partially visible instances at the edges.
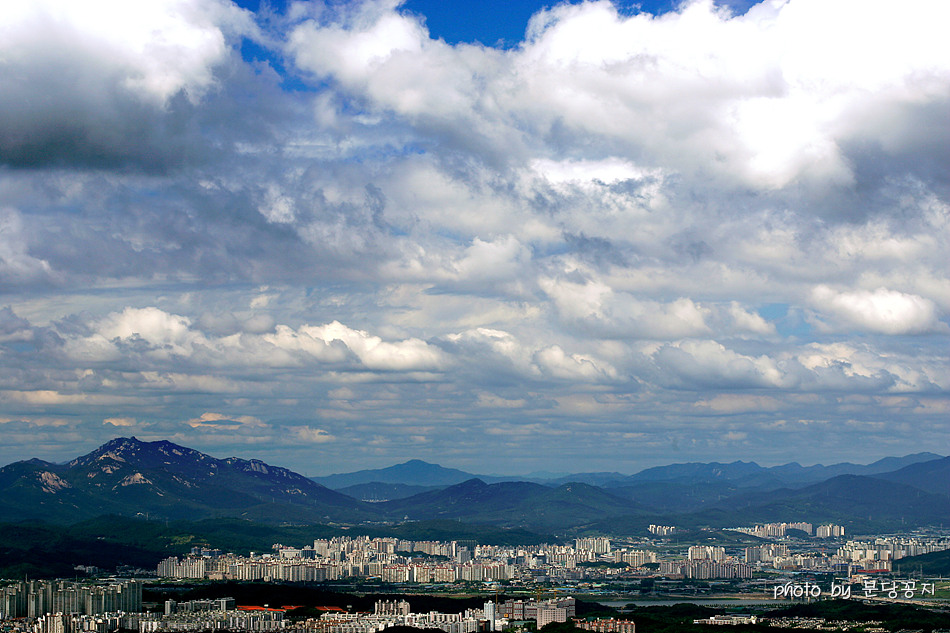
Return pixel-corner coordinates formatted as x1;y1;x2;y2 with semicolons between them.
2;523;949;633
156;524;948;583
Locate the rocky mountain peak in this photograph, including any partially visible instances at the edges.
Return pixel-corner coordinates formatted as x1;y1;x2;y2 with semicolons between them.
68;436;142;467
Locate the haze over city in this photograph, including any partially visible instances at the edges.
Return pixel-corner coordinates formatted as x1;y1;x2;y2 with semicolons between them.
1;0;948;475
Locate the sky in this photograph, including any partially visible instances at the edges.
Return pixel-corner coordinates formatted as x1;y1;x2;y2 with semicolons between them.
1;0;949;476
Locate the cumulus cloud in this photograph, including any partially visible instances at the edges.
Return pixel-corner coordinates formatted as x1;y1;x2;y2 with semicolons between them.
61;307;447;373
540;275;712;339
795;342;947;392
443;327;534;376
0;390;143;406
0;208;53;285
179;412;335;446
292;426;335;443
288;0;950;188
2;0;950;470
726;302;776;335
103;417;136;427
99;307;198;352
442;326;620;385
810;285;946;334
0;306;33;342
0;0;256;168
531;158;661;188
652;339;790;389
533;344;618;381
186;412;267;430
305;321;446;371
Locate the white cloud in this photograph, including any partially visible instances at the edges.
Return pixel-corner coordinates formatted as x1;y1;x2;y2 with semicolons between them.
380;158;527;238
258;325;351;365
2;0;950;471
61;307;448;374
186;412;267;430
452;236;531;283
533;344;618;381
0;390;143;406
292;426;335;443
795;342;949;392
99;307;197;351
540;275;711;339
0;208;53;284
811;285;945;334
139;372;238;393
445;327;533;373
103;417;136;427
653;339;790;389
0;0;252;106
384;234;534;290
0;0;256;168
727;302;775;335
258;186;297;224
531;158;660;187
305;321;446;371
288;0;950;188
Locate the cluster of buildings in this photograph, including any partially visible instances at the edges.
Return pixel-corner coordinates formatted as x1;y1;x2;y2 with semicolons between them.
155;528;950;584
497;597;575;627
148;526;950;584
743;544;788;564
737;533;950;573
758;616;887;631
156;554;513;584
575;619;635;633
656;560;753;580
0;581;142;619
293;598;630;633
645;545;755;580
28;612;143;633
0;588;285;633
295;600;499;633
835;536;950;571
156;537;655;584
5;524;948;633
692;615;758;626
610;551;656;567
817;525;847;538
138;606;285;632
162;598;236;615
27;608;284;633
731;523;829;538
743;543;844;572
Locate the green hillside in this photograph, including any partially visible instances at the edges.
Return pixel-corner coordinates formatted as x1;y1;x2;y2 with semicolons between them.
0;516;553;578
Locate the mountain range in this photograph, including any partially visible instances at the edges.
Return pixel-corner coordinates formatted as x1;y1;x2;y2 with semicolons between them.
1;437;947;534
0;437;372;524
312;452;944;493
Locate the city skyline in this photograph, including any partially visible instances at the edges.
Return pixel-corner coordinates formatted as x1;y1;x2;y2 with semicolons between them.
1;0;949;475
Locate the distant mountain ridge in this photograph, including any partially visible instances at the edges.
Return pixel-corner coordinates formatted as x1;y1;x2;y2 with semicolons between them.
874;456;950;496
375;478;650;531
1;438;946;533
0;437;371;524
335;481;444;502
312;452;944;489
312;459;477;489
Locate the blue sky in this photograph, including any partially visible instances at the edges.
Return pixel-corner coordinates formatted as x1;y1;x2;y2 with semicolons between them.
238;1;684;47
0;0;948;475
401;0;671;46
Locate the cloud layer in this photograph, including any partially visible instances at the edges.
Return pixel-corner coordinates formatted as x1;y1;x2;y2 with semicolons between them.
1;0;948;473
